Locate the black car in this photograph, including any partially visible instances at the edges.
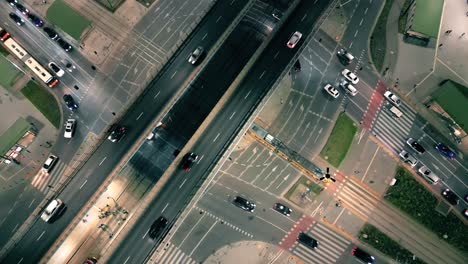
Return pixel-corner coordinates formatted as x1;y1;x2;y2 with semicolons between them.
442;189;459;205
15;3;29;15
406;138;426;154
43;27;59;40
6;0;17;7
9;13;24;26
57;38;72;52
83;257;98;264
108;124;127;142
273;202;292;216
181;152;198;172
27;13;43;27
148;216;168;240
352;246;375;264
233;196;256;212
63;94;78;111
297;232;318;249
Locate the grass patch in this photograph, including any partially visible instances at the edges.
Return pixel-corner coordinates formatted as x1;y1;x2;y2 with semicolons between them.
285;176;323;201
398;0;413;34
320;113;357;167
0;55;23;91
432;80;468;131
369;0;394;72
0;45;10;56
385;167;468;252
20;81;60;128
359;223;426;264
46;0;91;40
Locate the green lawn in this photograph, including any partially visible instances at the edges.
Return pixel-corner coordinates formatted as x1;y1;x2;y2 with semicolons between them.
0;45;10;56
0;55;23;91
385;167;468;252
320;113;357;167
285;176;323;201
359;224;426;264
398;0;413;34
20;81;61;128
370;0;394;72
46;0;91;40
433;80;468;131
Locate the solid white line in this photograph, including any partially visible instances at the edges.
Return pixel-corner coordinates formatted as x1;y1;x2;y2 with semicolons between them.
189;221;217;256
153;91;160;99
361;147;379;183
99;157;107;166
244;90;251;99
179;178;187;189
136;112;144;120
332;207;346;225
36;231;45;241
216;16;222;23
170;71;177;79
301;14;307;21
142;230;149;239
359;18;363;26
161;203;169;213
179;214;206;247
17;258;23;264
259;71;266;79
213;133;220;142
273;51;280;59
28;199;36;208
202;33;208;40
80;180;88;189
12;223;19;233
354;30;359;37
123;256;131;264
229;112;236;120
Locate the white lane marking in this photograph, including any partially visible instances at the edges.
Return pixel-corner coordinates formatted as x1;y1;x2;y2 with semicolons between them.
255;215;288;233
273;51;280;59
333;207;346;225
136;112;144;120
189;220;217;257
354;30;359;37
361;147;379;183
230;0;236;5
99;157;107;166
17;257;23;264
179;178;188;189
365;7;368;14
154;91;160;99
170;71;177;79
202;33;208;40
161;203;169;213
244;90;251;99
359;18;363;26
12;223;19;233
229;112;236;120
213;133;220;142
28;199;36;208
198;155;204;163
142;229;149;239
259;71;266;79
80;180;88;189
301;14;307;21
216;16;222;23
36;231;45;241
123;256;131;264
179;214;206;248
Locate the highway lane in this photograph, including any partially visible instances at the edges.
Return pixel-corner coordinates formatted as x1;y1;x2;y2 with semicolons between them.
0;0;249;262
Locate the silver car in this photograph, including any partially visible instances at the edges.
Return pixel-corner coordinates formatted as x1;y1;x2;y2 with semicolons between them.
399;150;418;167
418;165;440;184
41;199;64;222
188;46;204;64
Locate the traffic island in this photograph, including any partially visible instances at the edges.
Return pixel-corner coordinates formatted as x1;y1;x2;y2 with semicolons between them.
285;176;323;208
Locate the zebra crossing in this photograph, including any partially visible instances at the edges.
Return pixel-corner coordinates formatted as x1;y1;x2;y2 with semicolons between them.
291;222;350;264
371;101;418;154
156;243;198;264
30;161;67;194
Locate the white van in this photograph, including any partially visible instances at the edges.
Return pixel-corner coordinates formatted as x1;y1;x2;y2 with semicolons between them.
389;106;403;118
340;80;358;96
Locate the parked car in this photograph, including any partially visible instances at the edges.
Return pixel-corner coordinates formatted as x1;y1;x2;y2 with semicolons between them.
148;216;168;240
27;13;43;27
352;246;375;264
57;38;72;52
48;62;65;77
287;31;302;48
406;138;425;154
417;165;440;184
6;0;18;7
41;199;64;222
233;196;256;212
399;150;418;167
9;13;24;26
384;90;401;107
341;69;359;84
83;257;98;264
435;142;456;160
64;119;76;138
273;202;292;216
297;232;318;249
15;3;29;15
441;189;459;205
42;154;58;173
324;84;339;98
188;46;204;64
43;27;59;40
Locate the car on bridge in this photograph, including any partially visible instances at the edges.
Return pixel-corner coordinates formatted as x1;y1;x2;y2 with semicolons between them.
41;199;64;223
399;150;418;167
442;189;459;205
287;31;302;48
233;196;256;212
435;142;456;160
108;124;127;143
148;216;168;240
181;152;198;172
406;138;425;154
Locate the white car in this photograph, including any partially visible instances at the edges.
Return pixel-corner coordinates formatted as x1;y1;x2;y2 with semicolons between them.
341;69;359;84
42;154;58;173
64;119;76;138
418;165;440;184
384;91;401;107
287;31;302;48
41;199;64;222
188;46;204;64
399;150;418;167
324;84;339;98
48;62;64;77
